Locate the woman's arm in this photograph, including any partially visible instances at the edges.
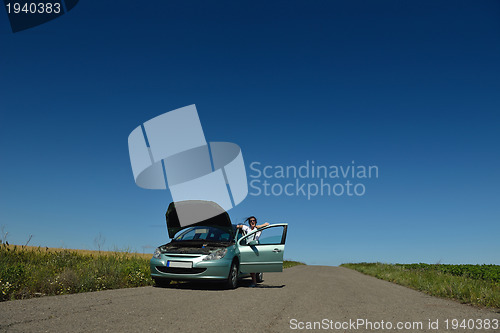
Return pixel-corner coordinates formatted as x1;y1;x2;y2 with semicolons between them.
256;222;270;229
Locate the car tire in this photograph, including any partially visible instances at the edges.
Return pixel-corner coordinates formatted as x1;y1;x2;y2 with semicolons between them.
256;272;264;283
226;261;239;289
154;278;171;287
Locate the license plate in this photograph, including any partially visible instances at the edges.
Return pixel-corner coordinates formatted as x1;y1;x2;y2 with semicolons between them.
167;261;192;268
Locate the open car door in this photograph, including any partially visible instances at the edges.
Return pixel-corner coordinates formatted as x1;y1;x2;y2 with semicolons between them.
238;223;287;273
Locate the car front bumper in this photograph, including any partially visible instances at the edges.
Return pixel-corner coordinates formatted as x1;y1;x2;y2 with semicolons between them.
150;256;233;281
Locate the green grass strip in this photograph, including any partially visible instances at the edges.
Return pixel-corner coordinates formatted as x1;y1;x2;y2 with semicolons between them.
283;260;305;269
341;263;500;309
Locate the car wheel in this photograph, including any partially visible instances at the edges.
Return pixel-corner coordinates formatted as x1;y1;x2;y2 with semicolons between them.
154;278;171;287
256;272;264;283
226;261;239;289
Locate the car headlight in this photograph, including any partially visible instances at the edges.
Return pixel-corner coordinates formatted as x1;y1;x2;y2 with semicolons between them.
203;248;227;261
153;247;161;259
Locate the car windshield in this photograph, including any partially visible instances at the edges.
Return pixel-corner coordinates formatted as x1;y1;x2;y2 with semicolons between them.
174;226;232;242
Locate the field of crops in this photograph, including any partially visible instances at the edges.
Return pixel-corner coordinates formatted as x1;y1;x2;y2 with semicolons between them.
342;263;500;308
396;263;500;283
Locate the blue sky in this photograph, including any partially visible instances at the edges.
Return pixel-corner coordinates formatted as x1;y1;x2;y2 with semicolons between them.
1;0;499;266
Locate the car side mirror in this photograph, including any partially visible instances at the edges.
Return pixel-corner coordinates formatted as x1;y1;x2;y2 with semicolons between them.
247;240;258;246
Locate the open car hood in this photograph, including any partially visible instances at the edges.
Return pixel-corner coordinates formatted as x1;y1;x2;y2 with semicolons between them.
165;200;233;239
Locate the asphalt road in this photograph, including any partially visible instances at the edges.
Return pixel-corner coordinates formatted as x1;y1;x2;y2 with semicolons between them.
1;266;498;333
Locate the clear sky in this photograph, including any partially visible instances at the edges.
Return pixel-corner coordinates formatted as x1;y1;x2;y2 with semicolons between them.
1;0;499;266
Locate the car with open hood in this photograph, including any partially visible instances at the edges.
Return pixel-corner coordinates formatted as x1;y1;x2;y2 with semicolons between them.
150;200;288;288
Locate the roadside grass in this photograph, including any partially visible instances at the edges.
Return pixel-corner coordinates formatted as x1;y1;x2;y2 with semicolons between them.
341;263;500;309
0;243;152;301
0;242;304;301
283;260;305;269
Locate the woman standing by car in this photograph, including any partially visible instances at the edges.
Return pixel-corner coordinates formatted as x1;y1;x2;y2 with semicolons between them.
237;216;269;287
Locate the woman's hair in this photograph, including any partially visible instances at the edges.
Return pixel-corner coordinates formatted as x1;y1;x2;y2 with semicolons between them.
245;216;257;224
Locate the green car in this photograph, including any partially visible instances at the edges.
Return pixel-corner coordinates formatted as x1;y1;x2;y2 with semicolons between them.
150;200;288;288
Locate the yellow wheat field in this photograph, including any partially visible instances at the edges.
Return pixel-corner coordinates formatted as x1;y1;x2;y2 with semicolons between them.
5;244;153;260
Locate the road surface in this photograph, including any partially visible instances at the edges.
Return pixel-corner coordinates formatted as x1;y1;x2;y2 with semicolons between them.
1;265;498;332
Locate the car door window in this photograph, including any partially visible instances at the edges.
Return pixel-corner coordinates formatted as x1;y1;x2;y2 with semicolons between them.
241;225;286;245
